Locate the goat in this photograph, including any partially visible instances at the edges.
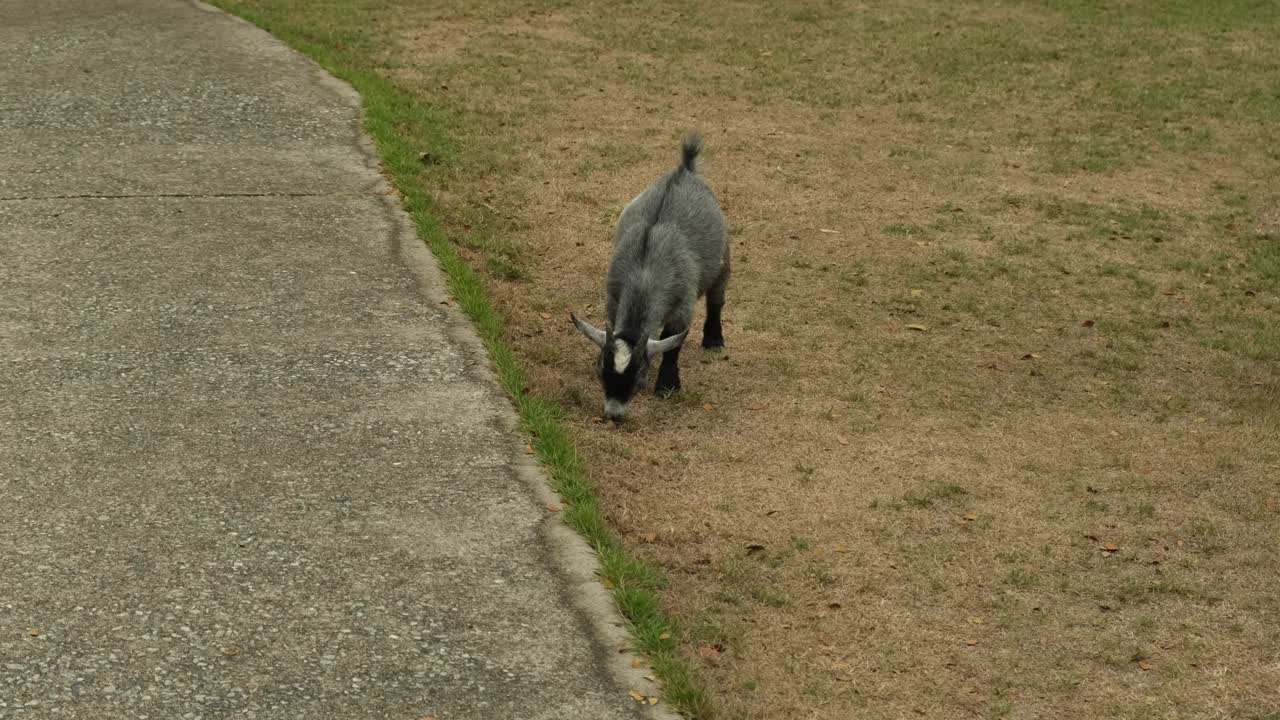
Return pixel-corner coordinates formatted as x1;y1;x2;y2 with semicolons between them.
571;132;729;422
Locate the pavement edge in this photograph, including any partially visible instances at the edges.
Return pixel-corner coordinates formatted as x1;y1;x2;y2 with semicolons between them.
195;3;684;717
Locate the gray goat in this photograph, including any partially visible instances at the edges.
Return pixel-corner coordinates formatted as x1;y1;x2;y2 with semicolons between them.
571;132;729;422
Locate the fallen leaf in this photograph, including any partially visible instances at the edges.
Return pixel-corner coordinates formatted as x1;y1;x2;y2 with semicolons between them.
966;616;983;625
833;544;850;553
539;312;552;320
836;435;850;446
28;629;41;637
750;403;766;411
1101;543;1119;552
658;632;672;641
965;639;979;646
819;228;840;234
631;658;643;668
962;513;978;521
524;445;534;455
222;646;241;656
1081;319;1095;328
639;532;657;543
628;690;646;702
702;403;713;411
649;697;658;705
910;288;924;297
698;646;721;660
907;324;928;332
545;504;561;513
591;416;604;423
1138;660;1151;671
1022;353;1041;359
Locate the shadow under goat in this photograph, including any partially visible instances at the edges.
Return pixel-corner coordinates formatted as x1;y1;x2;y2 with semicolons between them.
571;132;730;423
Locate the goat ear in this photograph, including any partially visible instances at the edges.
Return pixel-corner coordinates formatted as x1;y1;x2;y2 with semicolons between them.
571;313;607;349
646;329;688;357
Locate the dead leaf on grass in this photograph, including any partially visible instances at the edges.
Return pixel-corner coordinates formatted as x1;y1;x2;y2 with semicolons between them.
1138;659;1151;671
698;646;722;660
703;403;714;411
648;697;658;705
28;629;41;637
539;312;552;320
631;658;643;668
658;632;672;640
832;544;850;553
750;403;766;411
907;324;928;332
965;639;979;646
1101;543;1119;552
818;228;840;234
545;504;561;512
836;435;850;446
962;513;978;521
639;532;657;543
628;690;646;702
1022;353;1041;359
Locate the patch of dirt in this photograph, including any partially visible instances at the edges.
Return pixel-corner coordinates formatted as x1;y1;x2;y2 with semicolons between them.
382;2;1280;718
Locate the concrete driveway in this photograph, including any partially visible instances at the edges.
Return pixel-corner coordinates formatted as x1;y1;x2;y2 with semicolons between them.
0;2;653;718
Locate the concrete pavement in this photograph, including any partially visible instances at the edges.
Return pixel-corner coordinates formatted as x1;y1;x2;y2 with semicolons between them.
0;2;658;718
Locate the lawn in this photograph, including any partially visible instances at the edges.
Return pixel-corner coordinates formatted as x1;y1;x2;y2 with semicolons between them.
214;1;1280;717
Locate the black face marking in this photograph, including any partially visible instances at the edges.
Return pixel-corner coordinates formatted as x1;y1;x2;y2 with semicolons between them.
599;335;648;403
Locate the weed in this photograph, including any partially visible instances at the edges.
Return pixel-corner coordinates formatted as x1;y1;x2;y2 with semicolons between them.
750;588;789;608
901;482;967;509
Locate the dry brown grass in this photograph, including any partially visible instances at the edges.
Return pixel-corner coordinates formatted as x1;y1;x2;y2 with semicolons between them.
245;0;1280;716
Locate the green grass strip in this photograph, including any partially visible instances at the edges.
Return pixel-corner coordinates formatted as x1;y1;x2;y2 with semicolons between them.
210;3;711;716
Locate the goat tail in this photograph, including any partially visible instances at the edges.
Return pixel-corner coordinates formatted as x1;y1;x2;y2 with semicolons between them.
680;131;703;174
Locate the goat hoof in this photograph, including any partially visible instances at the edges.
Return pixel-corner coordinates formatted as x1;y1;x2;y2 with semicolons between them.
701;343;724;352
655;382;681;397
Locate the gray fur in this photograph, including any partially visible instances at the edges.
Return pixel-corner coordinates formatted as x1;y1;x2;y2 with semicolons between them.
573;132;730;420
606;133;729;344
